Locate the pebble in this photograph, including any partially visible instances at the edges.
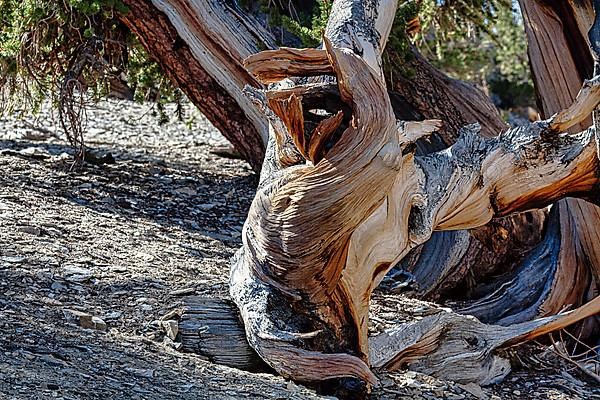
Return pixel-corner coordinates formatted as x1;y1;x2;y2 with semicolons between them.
139;304;153;312
51;281;67;291
2;256;25;264
174;187;197;196
63;309;107;331
17;226;41;235
197;203;216;211
103;311;123;320
63;266;94;283
169;287;195;296
162;320;179;340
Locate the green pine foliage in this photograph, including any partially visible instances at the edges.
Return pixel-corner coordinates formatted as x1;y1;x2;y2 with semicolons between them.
0;0;177;116
277;0;534;109
414;0;533;107
281;0;332;47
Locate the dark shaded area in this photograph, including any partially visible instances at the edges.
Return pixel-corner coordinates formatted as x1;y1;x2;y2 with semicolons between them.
0;139;257;239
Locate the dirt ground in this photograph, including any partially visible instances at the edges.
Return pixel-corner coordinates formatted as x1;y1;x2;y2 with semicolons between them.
0;99;598;399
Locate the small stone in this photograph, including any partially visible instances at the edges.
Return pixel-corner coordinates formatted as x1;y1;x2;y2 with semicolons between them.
63;309;106;330
2;256;25;264
111;265;128;273
40;297;62;306
139;304;153;312
513;390;521;396
103;311;123;320
125;368;154;379
90;316;107;330
162;320;179;340
18;226;41;235
63;265;93;282
50;152;71;162
459;383;488;400
41;383;60;391
197;203;215;211
174;187;197;196
19;147;50;159
50;281;66;291
169;287;195;296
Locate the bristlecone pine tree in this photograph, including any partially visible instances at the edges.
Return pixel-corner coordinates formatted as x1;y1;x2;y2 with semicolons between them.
119;0;600;396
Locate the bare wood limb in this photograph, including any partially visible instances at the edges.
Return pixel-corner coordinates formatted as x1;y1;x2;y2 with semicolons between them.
308;110;344;163
178;296;266;371
244;48;334;84
120;0;271;170
549;76;600;132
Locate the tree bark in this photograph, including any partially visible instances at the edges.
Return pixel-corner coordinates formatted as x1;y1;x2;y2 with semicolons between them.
117;0;600;393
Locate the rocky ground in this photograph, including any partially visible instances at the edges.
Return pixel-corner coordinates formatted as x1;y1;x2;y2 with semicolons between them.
0;98;598;399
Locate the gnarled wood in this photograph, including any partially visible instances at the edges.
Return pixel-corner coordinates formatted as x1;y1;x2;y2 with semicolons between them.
232;0;600;389
370;296;600;385
178;296;266;371
122;0;600;391
245;48;334;83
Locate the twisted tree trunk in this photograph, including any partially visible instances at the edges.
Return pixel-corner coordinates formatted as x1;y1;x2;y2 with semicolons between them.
120;0;274;171
230;0;600;394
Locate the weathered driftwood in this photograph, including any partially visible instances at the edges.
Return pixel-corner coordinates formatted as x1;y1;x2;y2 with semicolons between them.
370;296;600;385
119;0;563;332
228;0;600;391
118;1;598;325
383;0;600;331
179;293;600;387
456;0;600;329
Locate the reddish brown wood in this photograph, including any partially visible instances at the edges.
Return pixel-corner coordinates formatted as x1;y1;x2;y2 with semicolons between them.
120;0;265;171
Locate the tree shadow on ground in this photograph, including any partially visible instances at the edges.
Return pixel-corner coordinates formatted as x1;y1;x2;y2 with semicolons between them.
0;138;258;248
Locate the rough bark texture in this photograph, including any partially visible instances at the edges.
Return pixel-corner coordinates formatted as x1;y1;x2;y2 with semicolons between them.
520;0;593;131
380;37;551;310
178;296;267;371
120;0;271;171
